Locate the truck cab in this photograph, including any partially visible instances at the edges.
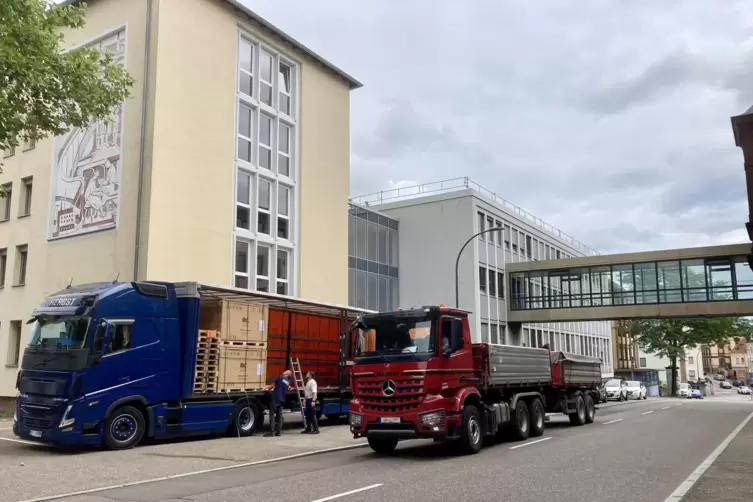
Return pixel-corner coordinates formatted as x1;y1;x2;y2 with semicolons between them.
348;306;469;448
14;281;185;448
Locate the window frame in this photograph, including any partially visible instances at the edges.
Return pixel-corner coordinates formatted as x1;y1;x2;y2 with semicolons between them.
20;176;32;217
257;177;271;235
1;182;12;221
277;184;291;240
256;243;271;292
276;247;290;295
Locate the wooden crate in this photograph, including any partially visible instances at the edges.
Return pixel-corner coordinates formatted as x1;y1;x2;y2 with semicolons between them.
200;301;268;344
217;346;267;391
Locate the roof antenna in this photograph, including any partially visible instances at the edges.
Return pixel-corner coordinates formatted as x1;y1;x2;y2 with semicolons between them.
113;272;120;284
66;278;73;289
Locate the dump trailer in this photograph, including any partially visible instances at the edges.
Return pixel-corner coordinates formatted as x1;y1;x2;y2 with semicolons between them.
13;281;370;450
348;305;602;455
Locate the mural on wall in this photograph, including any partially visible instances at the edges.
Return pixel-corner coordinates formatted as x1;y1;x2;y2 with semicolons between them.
49;28;127;240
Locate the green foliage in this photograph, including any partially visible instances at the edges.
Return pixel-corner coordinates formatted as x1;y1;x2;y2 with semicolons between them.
630;317;751;360
0;0;134;188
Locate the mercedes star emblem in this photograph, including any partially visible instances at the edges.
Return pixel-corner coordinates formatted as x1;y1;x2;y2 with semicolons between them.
382;379;396;397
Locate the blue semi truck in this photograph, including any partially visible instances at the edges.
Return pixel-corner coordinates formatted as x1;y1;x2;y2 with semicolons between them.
12;281;369;449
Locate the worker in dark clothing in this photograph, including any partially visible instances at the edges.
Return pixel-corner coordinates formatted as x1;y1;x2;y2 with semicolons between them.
264;370;291;437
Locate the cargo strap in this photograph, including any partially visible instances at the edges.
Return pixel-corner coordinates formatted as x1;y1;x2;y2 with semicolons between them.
290;357;307;422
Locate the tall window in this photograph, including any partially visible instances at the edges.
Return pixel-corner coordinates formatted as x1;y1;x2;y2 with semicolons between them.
6;321;22;366
0;248;6;287
1;182;11;221
234;33;297;296
15;245;27;286
20;177;32;216
276;249;289;295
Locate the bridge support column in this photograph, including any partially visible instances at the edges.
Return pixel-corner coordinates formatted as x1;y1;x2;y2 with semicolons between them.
508;322;522;346
731;107;753;249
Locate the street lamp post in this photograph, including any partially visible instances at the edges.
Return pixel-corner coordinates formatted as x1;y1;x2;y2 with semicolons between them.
455;226;507;309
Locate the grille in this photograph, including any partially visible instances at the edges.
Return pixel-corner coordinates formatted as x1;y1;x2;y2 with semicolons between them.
22;416;53;430
356;377;424;412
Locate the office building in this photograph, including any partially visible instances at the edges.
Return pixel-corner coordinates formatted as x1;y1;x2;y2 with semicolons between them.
0;0;361;398
350;178;614;377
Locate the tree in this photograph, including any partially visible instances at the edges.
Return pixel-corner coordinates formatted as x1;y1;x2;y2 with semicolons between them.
630;317;752;396
0;0;133;193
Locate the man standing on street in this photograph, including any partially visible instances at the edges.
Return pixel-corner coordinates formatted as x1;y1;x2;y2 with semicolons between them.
301;371;319;434
264;370;291;437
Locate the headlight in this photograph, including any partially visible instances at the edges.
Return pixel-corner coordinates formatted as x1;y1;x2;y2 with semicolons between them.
59;404;75;428
419;410;446;428
349;412;362;427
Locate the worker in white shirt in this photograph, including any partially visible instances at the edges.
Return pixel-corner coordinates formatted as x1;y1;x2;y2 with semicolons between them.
301;371;319;434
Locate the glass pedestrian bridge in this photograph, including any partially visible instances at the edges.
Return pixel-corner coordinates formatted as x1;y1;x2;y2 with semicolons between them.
505;243;753;323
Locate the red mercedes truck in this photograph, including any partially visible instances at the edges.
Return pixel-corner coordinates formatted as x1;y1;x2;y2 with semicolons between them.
347;305;602;455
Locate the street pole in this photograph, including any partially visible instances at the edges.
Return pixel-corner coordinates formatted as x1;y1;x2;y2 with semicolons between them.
455;226;507;309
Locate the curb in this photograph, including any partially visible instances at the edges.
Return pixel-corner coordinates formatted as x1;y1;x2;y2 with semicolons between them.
16;441;369;502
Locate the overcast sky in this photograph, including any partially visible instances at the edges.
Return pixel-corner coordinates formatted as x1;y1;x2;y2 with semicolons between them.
244;0;753;254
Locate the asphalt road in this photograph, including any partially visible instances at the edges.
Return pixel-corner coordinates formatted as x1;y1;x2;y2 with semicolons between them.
48;399;753;502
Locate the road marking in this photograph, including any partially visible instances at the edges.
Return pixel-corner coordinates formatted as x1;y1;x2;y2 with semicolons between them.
642;411;654;415
15;442;371;502
603;419;623;425
675;404;682;406
664;410;753;502
0;427;12;431
311;484;383;502
662;407;671;410
0;436;37;445
509;437;551;450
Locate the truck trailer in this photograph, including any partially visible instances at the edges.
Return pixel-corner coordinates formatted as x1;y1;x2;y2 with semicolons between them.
347;305;603;454
13;281;371;449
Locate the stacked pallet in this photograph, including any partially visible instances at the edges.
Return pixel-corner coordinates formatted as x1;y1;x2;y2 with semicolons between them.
194;300;269;393
193;330;219;393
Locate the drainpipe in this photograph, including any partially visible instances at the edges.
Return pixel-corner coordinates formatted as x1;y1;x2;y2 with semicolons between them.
133;0;153;280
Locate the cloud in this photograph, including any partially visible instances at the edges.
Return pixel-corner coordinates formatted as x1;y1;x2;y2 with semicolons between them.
244;0;753;254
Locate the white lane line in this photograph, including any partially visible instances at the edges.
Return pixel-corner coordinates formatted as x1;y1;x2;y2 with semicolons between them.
0;436;37;445
311;484;383;502
603;419;624;425
509;437;552;450
642;411;654;415
664;410;753;501
675;404;683;406
15;442;371;502
662;407;671;410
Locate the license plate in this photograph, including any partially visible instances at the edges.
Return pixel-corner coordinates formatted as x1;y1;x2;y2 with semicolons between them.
379;417;400;424
29;430;42;438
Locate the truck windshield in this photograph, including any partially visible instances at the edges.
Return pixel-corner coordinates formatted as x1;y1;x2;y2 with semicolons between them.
355;318;435;357
28;316;90;349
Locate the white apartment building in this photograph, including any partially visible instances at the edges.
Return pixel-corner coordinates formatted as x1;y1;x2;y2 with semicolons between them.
351;178;614;377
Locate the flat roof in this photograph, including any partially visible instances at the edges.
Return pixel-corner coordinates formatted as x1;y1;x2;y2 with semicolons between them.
59;0;363;90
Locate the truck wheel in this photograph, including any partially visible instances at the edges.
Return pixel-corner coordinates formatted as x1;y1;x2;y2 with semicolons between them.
367;436;398;454
103;405;145;450
568;394;587;426
584;394;595;424
229;400;260;437
511;400;530;441
458;405;484;454
528;399;546;437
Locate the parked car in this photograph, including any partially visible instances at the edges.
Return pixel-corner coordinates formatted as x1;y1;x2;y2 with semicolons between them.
678;382;692;398
714;374;726;381
624;380;647;400
605;378;628;401
597;383;608;404
691;389;704;399
737;386;752;395
720;381;733;389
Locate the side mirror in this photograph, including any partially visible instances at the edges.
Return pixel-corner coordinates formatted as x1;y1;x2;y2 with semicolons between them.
450;319;464;351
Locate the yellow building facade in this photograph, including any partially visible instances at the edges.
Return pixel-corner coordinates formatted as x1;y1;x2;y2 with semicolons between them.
0;0;360;397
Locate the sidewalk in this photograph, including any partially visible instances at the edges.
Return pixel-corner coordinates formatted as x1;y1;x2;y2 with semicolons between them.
680;415;753;501
1;418;365;502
